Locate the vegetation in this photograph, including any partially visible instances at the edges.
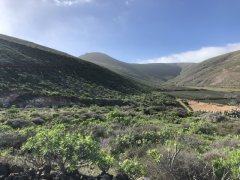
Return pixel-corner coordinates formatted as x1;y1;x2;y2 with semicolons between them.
80;51;240;90
80;52;190;87
0;34;240;179
0;92;239;179
119;159;146;179
212;149;240;179
21;125;110;174
165;89;240;105
0;34;140;100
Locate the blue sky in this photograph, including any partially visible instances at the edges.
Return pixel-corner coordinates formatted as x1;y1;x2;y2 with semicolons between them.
1;0;240;63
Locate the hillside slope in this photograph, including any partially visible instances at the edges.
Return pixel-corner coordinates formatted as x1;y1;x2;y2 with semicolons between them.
0;34;140;99
173;51;240;88
80;52;192;86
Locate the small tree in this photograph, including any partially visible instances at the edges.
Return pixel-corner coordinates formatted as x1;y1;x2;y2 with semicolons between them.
22;125;110;174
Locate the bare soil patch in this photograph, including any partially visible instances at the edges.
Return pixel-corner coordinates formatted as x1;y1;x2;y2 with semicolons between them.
187;100;240;113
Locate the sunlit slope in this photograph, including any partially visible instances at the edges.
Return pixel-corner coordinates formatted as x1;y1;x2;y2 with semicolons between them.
173;51;240;88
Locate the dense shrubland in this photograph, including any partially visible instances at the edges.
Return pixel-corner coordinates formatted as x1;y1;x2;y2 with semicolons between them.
0;92;239;179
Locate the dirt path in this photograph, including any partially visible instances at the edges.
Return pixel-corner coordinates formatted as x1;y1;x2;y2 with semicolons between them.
177;99;192;112
186;100;240;113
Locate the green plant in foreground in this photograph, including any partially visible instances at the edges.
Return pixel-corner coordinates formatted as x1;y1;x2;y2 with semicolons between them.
22;124;109;173
147;149;163;163
212;149;240;179
97;152;114;173
119;159;146;179
0;124;13;133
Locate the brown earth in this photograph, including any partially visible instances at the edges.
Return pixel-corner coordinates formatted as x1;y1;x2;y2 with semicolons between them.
187;100;240;113
173;51;240;89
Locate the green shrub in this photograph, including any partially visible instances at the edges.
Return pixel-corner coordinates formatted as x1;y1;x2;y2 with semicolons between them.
112;127;177;154
212;149;240;179
147;148;163;163
0;124;13;133
190;121;217;135
119;159;145;179
7;107;19;114
97;153;114;173
22;124;109;173
107;110;132;125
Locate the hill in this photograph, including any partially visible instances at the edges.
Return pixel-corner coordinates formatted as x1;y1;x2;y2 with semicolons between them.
80;52;192;86
172;51;240;88
0;34;140;102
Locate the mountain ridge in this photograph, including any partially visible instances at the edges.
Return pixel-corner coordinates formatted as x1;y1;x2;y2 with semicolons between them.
80;52;194;86
1;33;240;93
80;51;240;89
172;50;240;88
0;34;141;99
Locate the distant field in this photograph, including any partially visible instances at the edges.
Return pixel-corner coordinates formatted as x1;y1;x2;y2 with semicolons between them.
164;89;240;105
187;100;240;113
187;86;240;92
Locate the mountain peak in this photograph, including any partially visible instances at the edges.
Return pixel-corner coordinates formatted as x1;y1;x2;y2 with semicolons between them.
79;52;126;66
81;52;112;57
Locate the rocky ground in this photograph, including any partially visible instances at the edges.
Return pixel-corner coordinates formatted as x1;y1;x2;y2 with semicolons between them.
0;162;130;180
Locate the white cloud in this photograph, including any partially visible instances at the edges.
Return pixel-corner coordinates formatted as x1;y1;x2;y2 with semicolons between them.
50;0;94;6
0;0;101;56
141;43;240;64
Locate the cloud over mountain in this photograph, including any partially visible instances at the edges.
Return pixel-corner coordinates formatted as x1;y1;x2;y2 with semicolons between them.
142;43;240;63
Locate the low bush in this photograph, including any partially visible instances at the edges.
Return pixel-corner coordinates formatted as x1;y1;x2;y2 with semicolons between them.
21;125;111;174
212;149;240;180
147;142;214;179
189;121;217;135
119;159;145;179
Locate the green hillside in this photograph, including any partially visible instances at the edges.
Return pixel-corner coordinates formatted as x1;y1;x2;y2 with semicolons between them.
173;51;240;88
80;52;192;86
0;34;140;99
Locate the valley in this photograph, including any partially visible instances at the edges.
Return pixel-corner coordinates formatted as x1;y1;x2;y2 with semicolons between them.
0;34;239;180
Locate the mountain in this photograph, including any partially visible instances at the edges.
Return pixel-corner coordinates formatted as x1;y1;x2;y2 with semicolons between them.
2;33;238;100
173;51;240;89
80;52;192;86
0;34;140;99
81;52;240;89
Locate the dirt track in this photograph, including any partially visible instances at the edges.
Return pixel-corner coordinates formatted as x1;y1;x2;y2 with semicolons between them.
187;100;240;113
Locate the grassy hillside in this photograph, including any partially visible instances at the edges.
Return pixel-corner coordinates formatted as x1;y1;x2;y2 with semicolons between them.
0;34;140;99
80;52;192;86
173;51;240;88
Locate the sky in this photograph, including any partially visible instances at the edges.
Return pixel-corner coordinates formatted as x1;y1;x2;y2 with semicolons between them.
1;0;240;63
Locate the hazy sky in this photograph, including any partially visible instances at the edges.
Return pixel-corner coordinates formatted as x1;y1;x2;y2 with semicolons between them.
1;0;240;63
